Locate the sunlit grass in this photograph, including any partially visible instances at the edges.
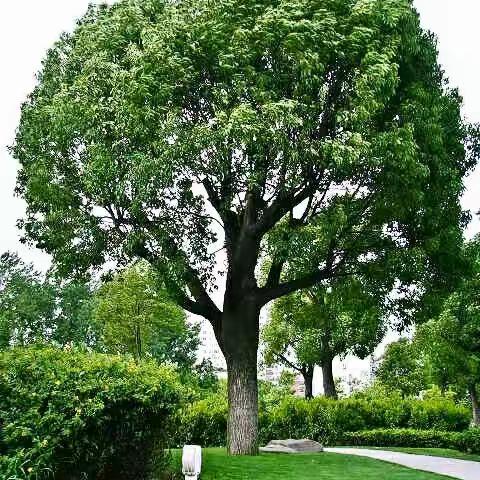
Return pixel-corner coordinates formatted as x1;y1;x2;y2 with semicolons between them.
166;447;452;479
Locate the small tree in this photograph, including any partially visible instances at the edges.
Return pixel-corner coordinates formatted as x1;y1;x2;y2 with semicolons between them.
93;263;199;368
416;237;480;425
0;252;55;347
262;276;386;399
375;338;427;398
13;0;475;453
51;280;96;347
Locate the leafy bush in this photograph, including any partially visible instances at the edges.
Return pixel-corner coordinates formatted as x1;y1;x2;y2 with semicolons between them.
261;397;337;446
0;346;181;479
454;428;480;454
340;428;480;454
341;429;457;449
175;392;471;447
176;392;228;447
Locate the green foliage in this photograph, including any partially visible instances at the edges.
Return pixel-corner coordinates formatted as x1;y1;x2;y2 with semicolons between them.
0;253;55;347
261;397;337;446
262;276;387;387
0;252;96;349
50;280;96;348
0;346;181;479
455;428;480;455
177;389;228;447
375;338;428;397
175;393;470;447
13;0;473;314
341;428;480;455
190;359;220;394
93;263;199;369
416;237;480;396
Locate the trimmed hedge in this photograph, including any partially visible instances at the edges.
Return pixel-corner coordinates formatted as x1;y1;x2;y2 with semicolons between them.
341;428;480;454
177;393;228;447
176;394;471;447
0;347;182;479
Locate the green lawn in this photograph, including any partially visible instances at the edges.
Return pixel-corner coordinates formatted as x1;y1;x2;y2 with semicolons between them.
166;448;452;479
355;446;480;463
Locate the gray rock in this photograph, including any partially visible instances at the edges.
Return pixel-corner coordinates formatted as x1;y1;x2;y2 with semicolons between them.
260;439;324;454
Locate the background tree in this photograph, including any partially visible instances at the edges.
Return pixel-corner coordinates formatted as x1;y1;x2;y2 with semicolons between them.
0;252;55;347
13;0;476;453
416;237;480;425
375;338;427;398
50;280;97;348
262;276;386;399
0;252;98;349
93;263;199;368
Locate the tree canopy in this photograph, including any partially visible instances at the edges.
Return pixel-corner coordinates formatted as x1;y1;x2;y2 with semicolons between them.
0;252;55;347
262;276;386;398
13;0;477;454
375;338;427;398
416;236;480;424
93;263;199;368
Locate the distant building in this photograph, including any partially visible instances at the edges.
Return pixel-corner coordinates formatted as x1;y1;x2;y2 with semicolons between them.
293;374;305;397
261;364;284;384
195;319;226;376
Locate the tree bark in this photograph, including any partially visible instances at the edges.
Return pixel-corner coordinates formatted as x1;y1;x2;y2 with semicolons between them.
322;359;337;399
469;385;480;426
222;300;260;455
303;366;314;399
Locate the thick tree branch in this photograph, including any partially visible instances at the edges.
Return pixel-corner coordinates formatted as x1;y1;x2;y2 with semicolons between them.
253;184;315;236
274;352;303;374
258;266;333;305
265;257;286;288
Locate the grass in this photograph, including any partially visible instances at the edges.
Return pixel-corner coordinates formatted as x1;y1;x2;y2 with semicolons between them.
166;448;453;479
354;446;480;463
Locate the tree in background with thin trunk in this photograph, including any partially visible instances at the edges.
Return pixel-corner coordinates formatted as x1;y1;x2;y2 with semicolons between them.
262;276;387;399
93;263;199;369
12;0;476;453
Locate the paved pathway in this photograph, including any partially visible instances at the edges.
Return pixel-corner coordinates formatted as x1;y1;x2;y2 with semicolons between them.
325;447;480;480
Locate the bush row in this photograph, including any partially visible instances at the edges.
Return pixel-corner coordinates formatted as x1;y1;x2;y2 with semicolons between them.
340;428;480;454
0;347;182;480
177;395;471;447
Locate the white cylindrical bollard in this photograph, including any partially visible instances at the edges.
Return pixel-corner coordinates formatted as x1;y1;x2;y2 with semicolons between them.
182;445;202;480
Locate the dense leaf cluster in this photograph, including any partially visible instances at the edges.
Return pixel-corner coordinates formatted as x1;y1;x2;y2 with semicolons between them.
176;392;471;447
0;347;182;479
342;428;480;454
13;0;475;322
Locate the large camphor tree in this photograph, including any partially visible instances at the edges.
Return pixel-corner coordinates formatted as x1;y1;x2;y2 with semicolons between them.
13;0;476;453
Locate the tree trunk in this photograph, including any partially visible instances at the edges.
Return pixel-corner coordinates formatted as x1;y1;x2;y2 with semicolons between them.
469;385;480;426
322;359;337;399
303;366;314;399
222;301;259;455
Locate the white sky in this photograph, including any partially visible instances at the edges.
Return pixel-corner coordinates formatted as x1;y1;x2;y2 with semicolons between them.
0;1;479;388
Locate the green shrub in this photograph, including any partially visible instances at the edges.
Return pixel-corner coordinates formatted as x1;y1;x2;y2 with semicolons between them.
341;429;457;449
340;428;480;454
261;397;337;446
454;428;480;454
407;399;470;431
174;392;471;448
176;392;228;447
0;346;181;479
